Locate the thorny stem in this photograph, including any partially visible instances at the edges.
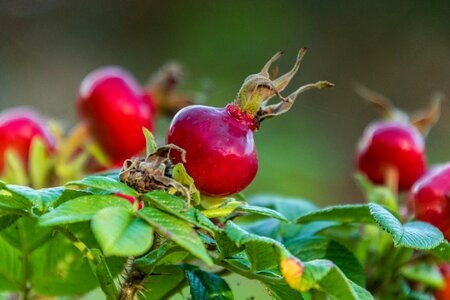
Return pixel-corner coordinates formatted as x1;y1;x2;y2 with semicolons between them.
118;259;148;300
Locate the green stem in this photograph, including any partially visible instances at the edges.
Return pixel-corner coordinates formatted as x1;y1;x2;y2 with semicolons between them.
57;227;94;261
57;227;118;299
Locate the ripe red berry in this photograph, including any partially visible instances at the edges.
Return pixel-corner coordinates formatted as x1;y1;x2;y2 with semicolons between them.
167;104;258;197
167;50;332;197
114;193;143;210
356;121;426;191
410;163;450;239
0;108;55;173
435;264;450;300
78;66;155;165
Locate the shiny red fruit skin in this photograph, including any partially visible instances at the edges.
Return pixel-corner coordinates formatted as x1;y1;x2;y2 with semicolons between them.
410;163;450;240
0;108;55;172
167;104;258;197
435;264;450;300
78;66;154;165
356;121;426;190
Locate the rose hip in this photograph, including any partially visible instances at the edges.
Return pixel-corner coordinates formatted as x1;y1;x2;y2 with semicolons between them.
0;108;55;172
356;121;426;191
410;163;450;239
78;66;154;166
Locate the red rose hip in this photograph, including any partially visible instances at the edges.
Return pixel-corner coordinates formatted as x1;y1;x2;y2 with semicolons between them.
167;104;258;197
410;163;450;240
356;121;426;191
0;108;55;172
167;49;333;197
78;66;154;165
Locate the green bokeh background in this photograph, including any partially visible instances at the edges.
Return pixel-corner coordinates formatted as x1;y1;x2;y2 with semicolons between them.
0;1;449;299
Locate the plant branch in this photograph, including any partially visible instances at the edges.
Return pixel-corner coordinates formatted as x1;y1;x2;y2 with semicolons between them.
56;226;118;299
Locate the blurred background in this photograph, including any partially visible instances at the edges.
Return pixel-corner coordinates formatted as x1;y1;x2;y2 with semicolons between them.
0;1;449;298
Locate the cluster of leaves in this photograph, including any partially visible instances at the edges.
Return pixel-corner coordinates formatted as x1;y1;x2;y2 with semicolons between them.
0;166;448;299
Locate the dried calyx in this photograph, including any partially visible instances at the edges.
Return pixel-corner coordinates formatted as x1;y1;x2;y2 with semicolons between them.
234;48;334;125
147;63;195;116
355;85;444;135
119;143;190;200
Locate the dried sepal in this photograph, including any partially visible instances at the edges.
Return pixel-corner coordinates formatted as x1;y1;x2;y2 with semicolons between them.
235;48;333;119
256;81;334;122
354;85;408;121
119;144;192;203
356;85;444;136
411;92;444;135
147;62;194;116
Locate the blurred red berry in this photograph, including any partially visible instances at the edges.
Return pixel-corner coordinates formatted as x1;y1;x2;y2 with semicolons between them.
410;163;450;239
78;66;155;165
167;104;258;197
356;121;426;191
435;264;450;300
0;108;55;172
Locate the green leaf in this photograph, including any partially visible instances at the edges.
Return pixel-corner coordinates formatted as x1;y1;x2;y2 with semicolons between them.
180;264;234;300
249;194;317;222
66;176;138;197
299;259;373;300
201;201;242;218
224;221;290;272
29;234;123;296
400;263;444;288
295;204;373;224
142;191;188;217
264;283;304;300
143;127;157;156
432;241;450;260
296;203;444;250
236;205;289;223
239;195;319;240
29;137;52;189
0;237;22;291
92;206;154;257
0;193;30;211
0;215;20;232
138;206;213;266
172;163;201;205
39;195;132;226
1;218;54;253
139;266;186;300
135;241;185;273
285;236;365;287
142;191;216;233
2;185;41;208
41;187;89;210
